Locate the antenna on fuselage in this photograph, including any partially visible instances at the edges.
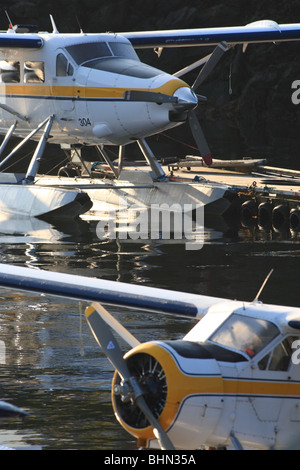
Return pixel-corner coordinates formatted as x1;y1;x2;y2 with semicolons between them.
75;16;84;34
50;14;59;34
253;269;274;302
4;10;14;31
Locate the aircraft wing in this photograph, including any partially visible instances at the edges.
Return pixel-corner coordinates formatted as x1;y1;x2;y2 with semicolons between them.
122;20;300;48
0;263;224;319
0;33;43;49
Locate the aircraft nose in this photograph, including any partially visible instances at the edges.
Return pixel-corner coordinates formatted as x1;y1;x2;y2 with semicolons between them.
172;87;198;112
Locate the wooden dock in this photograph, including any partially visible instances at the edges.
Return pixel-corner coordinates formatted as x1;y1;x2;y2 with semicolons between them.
163;157;300;232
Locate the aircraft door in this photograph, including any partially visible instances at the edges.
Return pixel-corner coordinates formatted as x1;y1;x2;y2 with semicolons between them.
53;51;75;113
233;337;297;448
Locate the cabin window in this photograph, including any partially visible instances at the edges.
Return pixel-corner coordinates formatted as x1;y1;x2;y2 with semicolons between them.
258;336;298;371
56;54;74;77
0;60;20;83
209;313;280;358
24;61;45;83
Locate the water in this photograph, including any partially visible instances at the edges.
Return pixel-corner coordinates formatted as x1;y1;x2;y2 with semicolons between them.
0;213;300;450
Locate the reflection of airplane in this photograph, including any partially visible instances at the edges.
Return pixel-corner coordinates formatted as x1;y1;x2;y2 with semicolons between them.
1;264;300;450
1;18;300;217
0;400;27;419
0;400;28;450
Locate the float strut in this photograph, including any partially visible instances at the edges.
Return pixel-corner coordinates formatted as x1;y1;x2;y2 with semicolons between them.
137;138;165;180
0;116;54;171
25;115;54;182
118;145;125;176
0;122;17;157
96;145;118;178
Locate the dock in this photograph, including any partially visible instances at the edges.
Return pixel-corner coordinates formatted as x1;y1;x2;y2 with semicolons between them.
163;157;300;233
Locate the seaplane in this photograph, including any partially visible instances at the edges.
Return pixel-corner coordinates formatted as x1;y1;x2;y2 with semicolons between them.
1;264;300;450
1;17;300;219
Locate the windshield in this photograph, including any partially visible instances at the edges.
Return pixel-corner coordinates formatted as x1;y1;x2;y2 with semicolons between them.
65;41;161;78
82;58;163;78
209;313;280;358
109;42;139;60
65;41;139;65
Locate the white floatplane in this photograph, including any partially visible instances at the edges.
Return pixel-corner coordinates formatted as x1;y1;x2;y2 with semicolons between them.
1;18;300;217
1;264;300;450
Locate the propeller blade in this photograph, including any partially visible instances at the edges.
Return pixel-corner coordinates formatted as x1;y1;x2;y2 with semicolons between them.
85;306;175;450
85;306;131;381
135;394;175;450
192;41;228;92
90;302;140;348
188;110;212;166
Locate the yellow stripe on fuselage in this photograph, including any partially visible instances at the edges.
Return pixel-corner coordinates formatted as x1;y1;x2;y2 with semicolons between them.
223;378;300;397
0;78;188;99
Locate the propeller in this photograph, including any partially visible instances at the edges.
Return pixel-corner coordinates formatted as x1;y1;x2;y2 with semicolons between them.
85;305;175;450
124;42;228;167
174;41;228;166
191;41;228;93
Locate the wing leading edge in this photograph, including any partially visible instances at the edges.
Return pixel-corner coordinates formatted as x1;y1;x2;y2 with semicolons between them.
122;20;300;48
0;263;223;318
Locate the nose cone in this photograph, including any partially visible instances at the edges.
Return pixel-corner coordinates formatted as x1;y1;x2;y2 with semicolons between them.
173;87;198;112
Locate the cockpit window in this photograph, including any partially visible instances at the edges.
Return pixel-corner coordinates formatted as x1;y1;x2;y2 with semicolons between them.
56;53;74;77
209;313;279;358
66;41;139;66
66;42;112;65
109;42;139;60
82;57;163;78
65;40;161;78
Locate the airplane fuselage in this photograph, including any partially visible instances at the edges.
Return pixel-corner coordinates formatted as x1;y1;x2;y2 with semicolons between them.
0;31;196;146
112;301;300;450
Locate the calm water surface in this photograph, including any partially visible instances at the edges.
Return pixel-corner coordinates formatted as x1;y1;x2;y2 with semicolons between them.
0;214;300;450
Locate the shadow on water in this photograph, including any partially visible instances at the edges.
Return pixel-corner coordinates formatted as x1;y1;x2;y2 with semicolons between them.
0;207;300;449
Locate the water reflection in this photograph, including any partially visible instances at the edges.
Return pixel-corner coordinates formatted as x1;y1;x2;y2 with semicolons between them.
0;210;300;449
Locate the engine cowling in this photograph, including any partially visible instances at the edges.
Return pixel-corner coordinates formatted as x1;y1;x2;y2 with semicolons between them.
111;340;225;449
